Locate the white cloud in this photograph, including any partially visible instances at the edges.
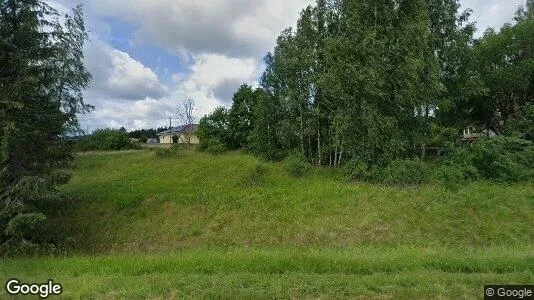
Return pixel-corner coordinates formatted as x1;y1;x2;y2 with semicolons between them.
87;0;313;58
81;54;260;130
172;54;261;119
460;0;525;35
81;97;176;130
84;38;169;101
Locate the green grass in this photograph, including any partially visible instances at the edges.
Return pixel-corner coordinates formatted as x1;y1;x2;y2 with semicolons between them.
2;149;533;298
55;149;533;252
2;247;533;298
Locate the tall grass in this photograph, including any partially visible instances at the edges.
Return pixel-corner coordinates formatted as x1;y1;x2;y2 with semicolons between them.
55;150;534;253
9;149;528;298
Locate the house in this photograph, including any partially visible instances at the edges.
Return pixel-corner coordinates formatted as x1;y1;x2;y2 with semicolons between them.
157;124;199;144
462;126;497;142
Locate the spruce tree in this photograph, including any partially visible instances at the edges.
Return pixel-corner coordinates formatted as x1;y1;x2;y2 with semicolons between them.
0;0;91;250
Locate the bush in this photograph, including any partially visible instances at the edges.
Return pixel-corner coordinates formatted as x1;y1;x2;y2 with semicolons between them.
506;103;534;141
343;158;383;182
198;138;227;154
4;213;47;240
434;165;465;191
155;145;184;158
74;129;137;151
284;151;309;178
443;137;534;182
384;159;430;186
438;146;480;180
471;137;534;182
242;164;268;187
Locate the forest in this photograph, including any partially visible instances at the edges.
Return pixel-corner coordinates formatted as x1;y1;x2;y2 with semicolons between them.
199;0;534;183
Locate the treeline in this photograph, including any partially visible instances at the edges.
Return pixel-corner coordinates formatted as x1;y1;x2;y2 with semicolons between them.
73;126;171;151
73;129;138;151
128;127;168;143
199;0;534;171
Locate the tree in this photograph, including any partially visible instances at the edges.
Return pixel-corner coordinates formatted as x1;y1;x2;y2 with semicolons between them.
177;99;196;144
197;107;230;151
0;1;91;249
471;2;534;133
227;84;258;149
249;88;281;159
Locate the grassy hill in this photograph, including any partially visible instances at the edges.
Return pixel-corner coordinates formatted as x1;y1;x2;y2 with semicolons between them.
2;149;533;298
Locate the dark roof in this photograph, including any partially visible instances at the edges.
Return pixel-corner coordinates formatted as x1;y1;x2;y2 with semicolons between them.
157;124;198;135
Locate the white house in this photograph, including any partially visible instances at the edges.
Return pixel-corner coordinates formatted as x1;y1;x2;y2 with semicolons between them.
157;124;199;144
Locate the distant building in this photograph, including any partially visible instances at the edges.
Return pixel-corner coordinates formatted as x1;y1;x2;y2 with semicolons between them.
147;138;159;144
462;126;497;142
157;124;199;144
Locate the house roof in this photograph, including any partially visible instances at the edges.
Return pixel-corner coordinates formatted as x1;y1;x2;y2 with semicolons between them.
157;124;198;136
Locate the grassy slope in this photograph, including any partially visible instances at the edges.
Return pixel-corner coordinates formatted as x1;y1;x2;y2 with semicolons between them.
1;150;533;298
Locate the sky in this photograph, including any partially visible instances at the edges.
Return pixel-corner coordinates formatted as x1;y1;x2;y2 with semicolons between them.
48;0;527;132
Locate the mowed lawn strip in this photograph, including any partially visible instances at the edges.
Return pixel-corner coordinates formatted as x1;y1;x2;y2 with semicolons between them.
1;247;533;298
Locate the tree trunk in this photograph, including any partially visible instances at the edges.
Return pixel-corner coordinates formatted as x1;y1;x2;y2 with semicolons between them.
300;113;305;153
337;146;343;167
334;145;337;168
317;130;322;166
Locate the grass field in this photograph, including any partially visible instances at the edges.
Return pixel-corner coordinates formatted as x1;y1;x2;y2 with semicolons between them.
1;149;533;298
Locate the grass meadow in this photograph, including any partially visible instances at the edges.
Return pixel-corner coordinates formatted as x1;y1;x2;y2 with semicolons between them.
1;149;532;298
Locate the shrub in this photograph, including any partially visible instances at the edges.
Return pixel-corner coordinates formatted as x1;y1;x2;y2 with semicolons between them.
434;165;465;191
343;158;383;182
471;137;534;182
438;146;480;180
74;129;137;151
384;159;430;186
242;164;268;187
284;151;309;178
4;213;47;240
506;103;534;142
442;137;534;182
198;138;227;154
155;145;184;158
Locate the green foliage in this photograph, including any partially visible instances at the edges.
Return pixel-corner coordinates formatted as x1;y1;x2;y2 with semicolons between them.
427;124;461;148
1;247;532;297
227;84;258;149
74;129;137;151
471;6;534;132
433;165;466;191
4;213;46;239
345;158;430;186
241;164;268;187
439;147;481;180
0;1;91;248
199;138;227;154
342;158;383;182
384;159;431;186
198;107;230;148
155;145;184;158
506;103;534;141
469;137;534;182
443;137;534;182
284;151;309;178
57;150;534;251
128;127;166;143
